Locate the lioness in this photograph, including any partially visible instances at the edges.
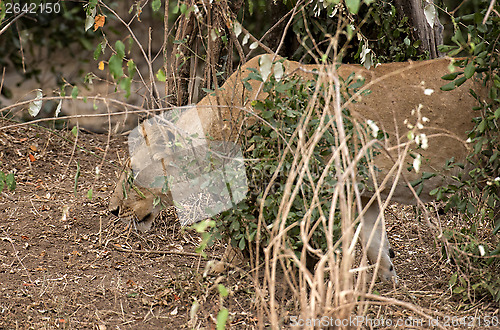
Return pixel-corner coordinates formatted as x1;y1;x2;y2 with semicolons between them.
110;54;481;281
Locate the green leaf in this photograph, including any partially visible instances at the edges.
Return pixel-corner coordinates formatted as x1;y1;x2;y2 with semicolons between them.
127;60;136;77
120;77;132;98
449;272;458;286
451;29;465;45
218;284;229;297
115;40;125;59
493;219;500;235
429;188;439;196
152;0;161;12
438;45;457;53
478;119;487;133
345;0;361;14
416;183;423;196
421;172;436;180
0;1;6;23
494;78;500;89
246;71;263;82
216;308;228;330
230;220;240;231
5;173;15;191
448;48;462;57
180;3;187;15
71;86;79;100
464;62;476;79
238;237;246;250
454;76;467;87
441;72;460;80
476;23;487;34
156;68;166;82
494;107;500;119
87;188;93;200
109;54;124;79
93;42;103;60
440;81;456;91
71;126;78;137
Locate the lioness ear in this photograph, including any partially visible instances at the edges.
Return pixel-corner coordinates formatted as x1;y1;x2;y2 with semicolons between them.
109;160;133;215
109;172;126;215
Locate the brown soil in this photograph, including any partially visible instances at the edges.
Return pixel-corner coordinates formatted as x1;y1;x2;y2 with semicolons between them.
0;119;497;329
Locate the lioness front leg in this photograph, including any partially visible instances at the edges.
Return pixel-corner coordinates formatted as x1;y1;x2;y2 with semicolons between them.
360;197;397;282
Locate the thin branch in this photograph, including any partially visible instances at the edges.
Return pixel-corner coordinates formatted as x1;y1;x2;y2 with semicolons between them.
0;12;26;36
483;0;497;24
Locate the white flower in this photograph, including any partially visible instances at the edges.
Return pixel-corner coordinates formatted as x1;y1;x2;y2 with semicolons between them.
415;134;428;149
478;245;485;256
242;33;250;46
420;134;429;149
413;154;422;173
367;119;379;138
233;22;242;38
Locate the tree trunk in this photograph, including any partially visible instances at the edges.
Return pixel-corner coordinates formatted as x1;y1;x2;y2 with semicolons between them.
394;0;443;58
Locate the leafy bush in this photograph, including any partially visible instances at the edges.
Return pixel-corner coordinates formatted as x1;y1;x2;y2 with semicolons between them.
443;230;500;302
432;1;500;302
245;1;427;64
209;61;382;258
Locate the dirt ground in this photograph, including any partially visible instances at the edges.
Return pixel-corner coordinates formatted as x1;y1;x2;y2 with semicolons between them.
0;118;498;329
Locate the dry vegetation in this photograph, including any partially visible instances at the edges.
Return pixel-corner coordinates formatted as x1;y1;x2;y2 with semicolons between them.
0;96;497;329
0;1;498;329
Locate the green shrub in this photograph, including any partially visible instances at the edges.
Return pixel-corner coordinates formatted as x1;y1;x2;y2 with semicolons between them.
209;61;382;258
432;1;500;302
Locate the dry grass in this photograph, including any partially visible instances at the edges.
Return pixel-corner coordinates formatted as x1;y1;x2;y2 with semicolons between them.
0;1;498;328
